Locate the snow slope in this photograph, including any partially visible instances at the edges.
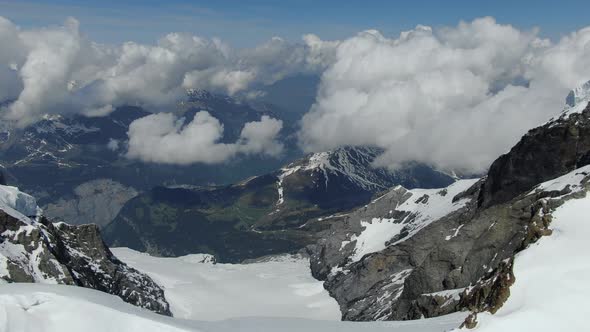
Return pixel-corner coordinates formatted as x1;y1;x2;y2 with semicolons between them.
460;185;590;331
545;79;590;123
562;79;590;118
348;178;479;262
111;248;340;321
0;284;188;332
0;284;467;332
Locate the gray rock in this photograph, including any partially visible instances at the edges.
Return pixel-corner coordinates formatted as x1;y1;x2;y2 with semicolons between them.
479;102;590;208
307;101;590;321
0;211;171;316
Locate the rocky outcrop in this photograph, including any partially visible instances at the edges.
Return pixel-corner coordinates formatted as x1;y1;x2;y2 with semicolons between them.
479;101;590;208
310;163;590;322
306;85;590;322
0;187;171;316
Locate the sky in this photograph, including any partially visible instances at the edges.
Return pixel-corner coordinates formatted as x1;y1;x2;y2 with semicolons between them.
2;0;590;47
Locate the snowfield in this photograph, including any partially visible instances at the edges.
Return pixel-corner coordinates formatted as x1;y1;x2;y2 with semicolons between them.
460;191;590;331
111;248;340;321
0;282;467;332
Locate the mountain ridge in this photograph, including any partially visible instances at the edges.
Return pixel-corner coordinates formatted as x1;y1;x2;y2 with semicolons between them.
103;146;453;262
305;81;590;323
0;183;171;315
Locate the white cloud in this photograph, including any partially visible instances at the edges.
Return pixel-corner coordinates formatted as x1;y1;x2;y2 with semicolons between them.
0;17;336;126
237;115;284;156
183;68;256;96
125;111;283;164
298;18;590;174
107;138;120;151
3;16;590;172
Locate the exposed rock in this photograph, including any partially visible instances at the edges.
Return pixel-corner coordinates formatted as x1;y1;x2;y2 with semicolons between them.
43;179;138;227
306;89;590;321
479;102;590;208
0;188;171;316
310;165;590;322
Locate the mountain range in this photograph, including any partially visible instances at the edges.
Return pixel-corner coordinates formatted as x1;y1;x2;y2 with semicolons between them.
103;146;452;262
1;81;590;330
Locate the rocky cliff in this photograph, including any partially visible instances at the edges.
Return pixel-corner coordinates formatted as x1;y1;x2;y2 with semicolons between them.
306;83;590;323
0;185;171;316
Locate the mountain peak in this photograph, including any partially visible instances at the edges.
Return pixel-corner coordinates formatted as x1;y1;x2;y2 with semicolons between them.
186;88;214;100
566;80;590;108
561;80;590;119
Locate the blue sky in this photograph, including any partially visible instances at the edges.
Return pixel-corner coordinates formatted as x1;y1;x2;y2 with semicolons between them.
2;0;590;46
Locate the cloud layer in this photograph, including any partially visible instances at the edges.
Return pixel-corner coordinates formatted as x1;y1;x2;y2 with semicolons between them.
2;16;590;171
0;16;335;126
299;18;590;174
126;112;283;164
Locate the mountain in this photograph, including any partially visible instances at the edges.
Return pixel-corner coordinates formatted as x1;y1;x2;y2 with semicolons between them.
305;81;590;324
103;146;453;262
1;83;589;332
0;183;171;315
0;92;300;227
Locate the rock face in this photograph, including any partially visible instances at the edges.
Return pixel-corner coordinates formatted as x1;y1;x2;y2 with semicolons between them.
307;87;590;321
0;185;171;316
480;101;590;208
43;179;138;227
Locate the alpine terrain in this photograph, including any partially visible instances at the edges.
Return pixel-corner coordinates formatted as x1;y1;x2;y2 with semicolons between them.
306;80;590;326
103;146;452;262
1;6;590;332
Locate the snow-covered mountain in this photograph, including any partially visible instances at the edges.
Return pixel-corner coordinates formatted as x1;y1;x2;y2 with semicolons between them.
1;81;590;331
306;80;590;324
276;146;451;195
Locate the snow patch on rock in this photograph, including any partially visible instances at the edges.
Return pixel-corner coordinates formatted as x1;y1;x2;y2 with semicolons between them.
348;179;478;262
527;164;590;196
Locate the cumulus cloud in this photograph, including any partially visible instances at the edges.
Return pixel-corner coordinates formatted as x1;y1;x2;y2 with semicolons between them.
125;111;283;164
3;16;590;172
299;18;590;174
107;138;120;151
0;16;336;126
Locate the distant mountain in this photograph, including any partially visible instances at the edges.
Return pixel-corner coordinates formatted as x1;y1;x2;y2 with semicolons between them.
0;92;301;227
103;146;453;262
